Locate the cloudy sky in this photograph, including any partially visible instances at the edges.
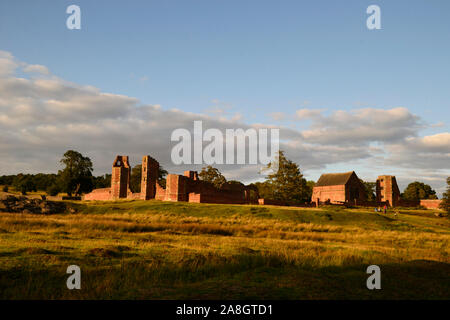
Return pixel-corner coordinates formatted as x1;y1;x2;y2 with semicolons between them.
0;0;449;195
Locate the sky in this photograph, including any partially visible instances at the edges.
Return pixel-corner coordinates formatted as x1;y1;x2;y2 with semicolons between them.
0;0;449;195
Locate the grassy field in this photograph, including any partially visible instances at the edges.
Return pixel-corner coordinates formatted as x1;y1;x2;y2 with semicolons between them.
0;200;449;299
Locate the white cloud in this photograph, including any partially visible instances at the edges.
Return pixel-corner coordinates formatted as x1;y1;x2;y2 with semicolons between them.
0;51;18;76
268;112;286;121
0;50;448;194
298;107;422;145
385;133;450;170
23;64;49;75
295;108;323;119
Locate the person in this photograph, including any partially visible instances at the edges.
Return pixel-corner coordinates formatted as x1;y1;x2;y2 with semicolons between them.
374;207;377;213
383;205;387;214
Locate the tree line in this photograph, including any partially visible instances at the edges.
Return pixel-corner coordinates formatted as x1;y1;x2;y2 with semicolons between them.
0;149;448;213
0;151;111;196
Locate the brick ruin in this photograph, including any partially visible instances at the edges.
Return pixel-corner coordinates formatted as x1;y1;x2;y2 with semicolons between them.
84;156;443;209
311;172;444;208
84;155;258;204
376;175;400;207
311;171;366;205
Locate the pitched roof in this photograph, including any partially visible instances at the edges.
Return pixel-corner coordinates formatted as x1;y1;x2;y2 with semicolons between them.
315;171;356;187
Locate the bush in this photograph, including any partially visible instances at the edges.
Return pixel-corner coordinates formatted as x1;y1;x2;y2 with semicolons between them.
46;184;61;196
2;185;8;192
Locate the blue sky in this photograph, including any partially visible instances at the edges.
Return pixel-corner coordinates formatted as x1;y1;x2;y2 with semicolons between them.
0;0;449;194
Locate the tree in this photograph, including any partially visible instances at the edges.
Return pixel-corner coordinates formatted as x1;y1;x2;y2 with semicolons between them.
1;173;58;193
130;165;142;193
254;181;273;200
199;166;227;189
46;184;61;196
402;181;437;201
93;174;111;189
58;150;94;196
262;150;308;204
12;174;37;195
439;177;450;213
130;164;168;193
158;167;168;188
361;181;376;201
305;180;315;201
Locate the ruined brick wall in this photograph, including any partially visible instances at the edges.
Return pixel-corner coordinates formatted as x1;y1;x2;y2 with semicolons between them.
183;170;199;181
127;192;141;200
140;155;159;200
396;199;420;207
85;157;250;204
376;175;400;207
258;198;286;206
165;174;187;201
184;172;246;204
312;185;346;203
111;156;131;199
155;183;166;201
84;155;131;201
420;199;442;209
83;188;111;201
155;171;247;204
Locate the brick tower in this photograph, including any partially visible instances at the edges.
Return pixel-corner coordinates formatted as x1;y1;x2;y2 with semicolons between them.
111;155;131;199
140;155;159;200
376;175;400;207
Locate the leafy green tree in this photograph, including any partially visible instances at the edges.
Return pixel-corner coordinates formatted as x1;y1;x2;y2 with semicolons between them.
439;177;450;213
263;150;308;204
93;174;111;189
158;167;168;188
130;164;168;193
12;174;37;195
402;181;437;200
305;180;315;201
58;150;94;196
46;184;61;196
0;175;15;186
2;173;58;192
130;165;142;193
199;166;227;189
254;181;273;200
32;173;58;191
361;181;376;201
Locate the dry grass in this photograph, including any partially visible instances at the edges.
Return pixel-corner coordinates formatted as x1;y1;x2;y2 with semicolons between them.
0;200;449;299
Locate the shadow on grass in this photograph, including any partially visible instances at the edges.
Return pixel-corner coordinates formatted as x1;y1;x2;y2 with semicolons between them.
0;252;448;300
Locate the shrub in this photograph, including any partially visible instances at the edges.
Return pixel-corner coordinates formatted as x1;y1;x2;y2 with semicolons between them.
46;184;61;196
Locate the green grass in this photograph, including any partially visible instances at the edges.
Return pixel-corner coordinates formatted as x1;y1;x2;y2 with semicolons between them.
0;200;449;299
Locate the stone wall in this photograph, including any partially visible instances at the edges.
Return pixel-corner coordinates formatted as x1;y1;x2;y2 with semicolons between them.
83;155;254;204
83;188;111;201
140;155;159;200
111;156;131;199
376;175;401;207
312;185;346;204
420;199;443;209
258;198;286;206
158;171;247;204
